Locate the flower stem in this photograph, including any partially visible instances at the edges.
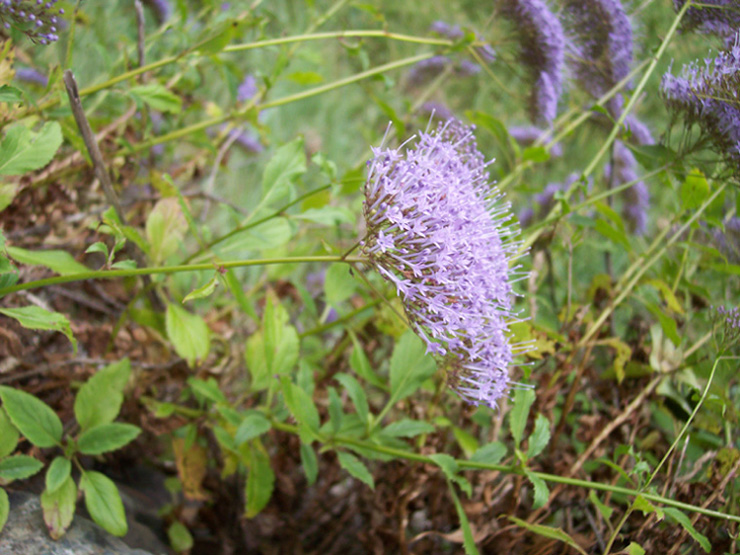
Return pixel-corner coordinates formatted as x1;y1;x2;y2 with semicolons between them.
0;256;365;297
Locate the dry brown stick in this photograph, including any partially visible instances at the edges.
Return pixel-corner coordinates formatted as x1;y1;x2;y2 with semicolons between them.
62;69;163;311
134;0;146;69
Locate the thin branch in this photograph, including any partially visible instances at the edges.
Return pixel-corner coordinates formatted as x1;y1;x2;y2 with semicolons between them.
135;0;146;70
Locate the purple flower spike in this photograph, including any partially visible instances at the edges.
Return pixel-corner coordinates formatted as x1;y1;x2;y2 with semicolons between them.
605;141;650;234
499;0;565;125
674;0;740;39
362;120;527;409
237;74;257;103
563;0;634;117
508;124;563;157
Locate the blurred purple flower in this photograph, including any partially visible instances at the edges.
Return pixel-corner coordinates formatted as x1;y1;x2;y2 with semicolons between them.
674;0;740;39
499;0;565;125
605;141;650;234
0;0;64;45
429;20;496;63
713;217;740;262
15;67;48;87
419;101;455;121
362;120;525;409
456;59;481;76
237;74;257;102
623;114;655;146
508;124;563;157
563;0;634;117
661;33;740;172
407;56;451;86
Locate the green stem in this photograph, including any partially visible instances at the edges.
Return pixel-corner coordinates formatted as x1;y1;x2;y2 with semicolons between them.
130;52;435;152
0;256;365;297
269;419;740;525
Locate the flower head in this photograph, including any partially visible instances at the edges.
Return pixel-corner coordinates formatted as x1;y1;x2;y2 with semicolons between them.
499;0;565;125
0;0;64;45
674;0;740;40
362;120;525;408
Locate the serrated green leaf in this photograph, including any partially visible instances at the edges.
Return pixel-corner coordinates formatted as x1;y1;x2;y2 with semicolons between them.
0;386;62;448
245;331;269;391
263;294;299;378
380;419;434;438
300;442;318;485
234;413;272;445
349;334;384;389
0;305;77;353
335;373;369;426
680;168;709;211
183;274;220;303
46;457;72;494
0;488;7;534
187;377;227;405
166;303;211;367
470;441;507;464
389;331;437;405
509;388;535;449
524;470;549;509
664;508;711;552
77;423;141;455
508;516;588;555
6;246;88;275
74;359;131;432
527;413;551;459
327;386;343;434
245;445;275;518
0;122;62;176
337;451;374;489
167;521;194;552
41;476;76;540
0;454;43;483
146;198;187;265
324;264;357;306
258;137;306;210
80;471;127;536
280;378;320;442
129;83;182;114
0;408;19;458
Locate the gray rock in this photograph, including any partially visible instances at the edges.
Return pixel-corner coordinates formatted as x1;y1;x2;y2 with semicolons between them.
0;490;156;555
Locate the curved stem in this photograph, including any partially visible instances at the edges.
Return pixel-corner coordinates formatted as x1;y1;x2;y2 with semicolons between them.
0;256;366;297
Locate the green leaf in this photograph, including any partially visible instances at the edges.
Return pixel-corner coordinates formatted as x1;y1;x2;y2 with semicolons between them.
129;83;182;114
389;331;437;405
452;427;479;459
45;457;72;494
259;137;306;210
183;273;220;303
287;71;323;85
41;476;76;540
167;521;194;552
6;246;88;275
0;454;44;483
626;542;646;555
470;441;507;464
234;412;272;445
0;183;17;212
508;516;588;555
522;146;550;163
680;168;709;211
664;508;711;552
0;85;22;103
80;470;127;537
0;305;77;353
300;442;318;485
74;359;131;432
349;334;384;389
588;490;613;520
280;378;320;442
527;414;551;459
196;19;237;55
263;294;299;378
0;122;62;176
0;408;19;458
524;470;549;509
594;219;630;250
245;331;269;391
187;377;227;405
327;386;343;434
430;453;471;496
335;373;369;426
77;423;141;455
85;241;109;257
509;388;535;449
324;264;357;306
337;451;374;489
216;218;294;255
145;198;187;265
447;482;479;555
379;419;434;438
0;488;8;534
245;445;275;518
0;386;62;447
166;303;211;367
294;206;354;226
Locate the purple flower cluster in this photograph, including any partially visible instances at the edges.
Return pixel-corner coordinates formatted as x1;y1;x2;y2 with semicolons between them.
508;124;563;157
623;114;655;146
674;0;740;40
419;101;455;121
499;0;565;125
15;67;47;87
142;0;171;24
0;0;64;45
563;0;634;116
661;34;740;172
604;141;650;235
237;74;257;103
714;305;740;350
361;120;524;409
